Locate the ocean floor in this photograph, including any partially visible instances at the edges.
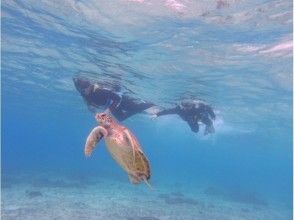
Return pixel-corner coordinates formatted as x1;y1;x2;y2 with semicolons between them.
1;171;291;220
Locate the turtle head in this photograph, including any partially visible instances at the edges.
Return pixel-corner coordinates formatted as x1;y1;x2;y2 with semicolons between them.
95;112;113;127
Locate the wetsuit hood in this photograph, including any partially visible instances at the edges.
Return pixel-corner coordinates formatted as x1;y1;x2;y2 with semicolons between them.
73;77;93;96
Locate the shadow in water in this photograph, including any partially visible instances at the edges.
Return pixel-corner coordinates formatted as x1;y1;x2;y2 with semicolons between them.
204;186;268;206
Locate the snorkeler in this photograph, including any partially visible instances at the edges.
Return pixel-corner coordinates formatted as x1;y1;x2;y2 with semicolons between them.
155;100;216;135
73;76;155;121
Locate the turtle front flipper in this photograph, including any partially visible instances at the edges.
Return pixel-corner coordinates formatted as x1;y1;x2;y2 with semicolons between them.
85;126;108;157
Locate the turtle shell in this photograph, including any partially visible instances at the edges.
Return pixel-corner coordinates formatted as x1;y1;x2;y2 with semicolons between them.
105;127;150;184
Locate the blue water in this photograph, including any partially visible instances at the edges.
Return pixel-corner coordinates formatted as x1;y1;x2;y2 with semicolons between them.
2;0;293;219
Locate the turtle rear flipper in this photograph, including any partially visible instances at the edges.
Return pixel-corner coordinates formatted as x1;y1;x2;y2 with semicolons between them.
127;150;151;187
123;129;151;182
135;150;151;181
128;174;140;184
128;173;152;189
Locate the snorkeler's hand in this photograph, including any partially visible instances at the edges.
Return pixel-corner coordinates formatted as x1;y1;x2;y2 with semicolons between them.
104;108;111;114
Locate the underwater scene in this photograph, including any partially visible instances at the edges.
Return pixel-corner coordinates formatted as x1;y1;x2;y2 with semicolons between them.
1;0;293;219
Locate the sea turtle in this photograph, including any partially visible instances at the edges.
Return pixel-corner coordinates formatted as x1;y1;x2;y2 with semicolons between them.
84;112;151;186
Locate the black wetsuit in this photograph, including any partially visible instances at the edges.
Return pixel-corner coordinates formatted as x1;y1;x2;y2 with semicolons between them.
157;100;216;135
73;77;154;121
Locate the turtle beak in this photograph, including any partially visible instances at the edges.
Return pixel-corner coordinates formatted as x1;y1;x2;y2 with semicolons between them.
95;113;101;123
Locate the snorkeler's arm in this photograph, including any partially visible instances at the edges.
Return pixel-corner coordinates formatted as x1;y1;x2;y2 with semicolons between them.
157;106;180;116
83;97;96;113
81;97;96;113
79;84;98;113
107;92;122;111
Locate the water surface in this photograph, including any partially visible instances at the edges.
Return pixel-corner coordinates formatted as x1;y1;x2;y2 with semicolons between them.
2;0;293;219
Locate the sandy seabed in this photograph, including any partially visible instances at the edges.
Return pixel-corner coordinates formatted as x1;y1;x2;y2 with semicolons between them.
1;172;291;220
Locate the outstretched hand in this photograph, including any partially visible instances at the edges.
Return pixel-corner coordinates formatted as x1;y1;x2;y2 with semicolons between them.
104;108;111;114
150;114;158;120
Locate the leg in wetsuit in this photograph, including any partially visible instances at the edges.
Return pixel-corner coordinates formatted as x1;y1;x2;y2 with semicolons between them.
200;114;215;135
185;116;200;133
197;104;215;135
184;113;214;135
